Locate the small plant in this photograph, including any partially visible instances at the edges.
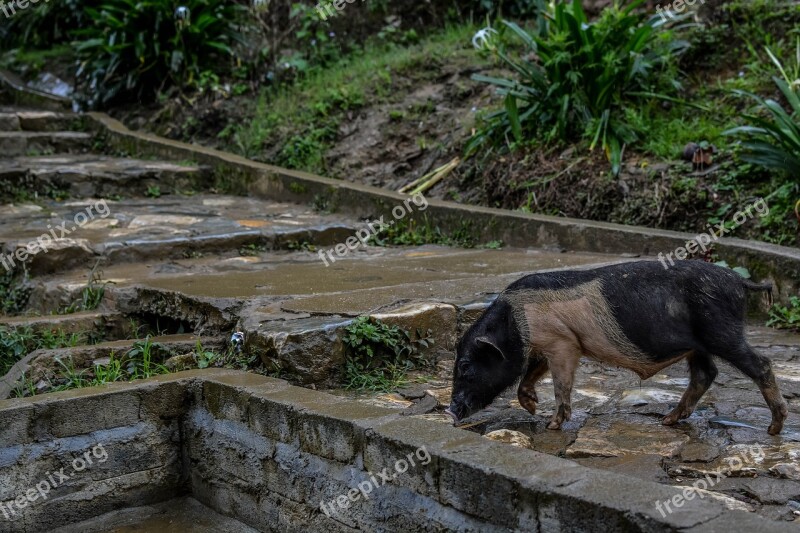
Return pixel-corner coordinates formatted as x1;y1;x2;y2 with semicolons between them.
61;263;110;314
11;371;37;398
53;357;89;391
342;316;433;392
145;186;162;198
0;326;83;376
91;352;125;385
194;340;220;369
767;296;800;331
125;336;170;379
239;243;267;256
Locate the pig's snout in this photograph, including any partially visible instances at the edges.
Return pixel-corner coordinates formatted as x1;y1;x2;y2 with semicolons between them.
444;406;459;425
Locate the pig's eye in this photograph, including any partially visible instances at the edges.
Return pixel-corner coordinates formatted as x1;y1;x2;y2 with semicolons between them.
457;360;472;376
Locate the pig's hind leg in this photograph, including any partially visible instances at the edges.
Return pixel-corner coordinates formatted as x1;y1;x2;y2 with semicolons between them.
662;351;717;426
517;357;549;416
718;341;787;435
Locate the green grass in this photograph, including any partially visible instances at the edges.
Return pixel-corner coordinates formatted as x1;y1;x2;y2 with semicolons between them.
226;24;481;173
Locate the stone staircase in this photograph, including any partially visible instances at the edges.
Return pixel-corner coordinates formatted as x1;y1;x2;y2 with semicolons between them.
1;100;800;525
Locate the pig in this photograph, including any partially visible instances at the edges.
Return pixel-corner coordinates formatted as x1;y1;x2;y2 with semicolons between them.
446;260;788;435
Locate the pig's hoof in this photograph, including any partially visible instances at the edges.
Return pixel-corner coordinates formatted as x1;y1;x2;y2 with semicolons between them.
546;420;561;430
768;406;787;435
662;407;691;426
518;390;538;415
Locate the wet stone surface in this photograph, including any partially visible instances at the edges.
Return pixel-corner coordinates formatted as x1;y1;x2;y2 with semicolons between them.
384;324;800;523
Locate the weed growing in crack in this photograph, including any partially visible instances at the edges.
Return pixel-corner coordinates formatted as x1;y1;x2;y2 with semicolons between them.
342;315;433;392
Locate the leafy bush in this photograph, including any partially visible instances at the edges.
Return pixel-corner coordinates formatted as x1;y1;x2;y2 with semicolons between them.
469;0;687;175
73;0;247;107
767;296;800;331
342;316;432;392
725;39;800;176
0;0;86;48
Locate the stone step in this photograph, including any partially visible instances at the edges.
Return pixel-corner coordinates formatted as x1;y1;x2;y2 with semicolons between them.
0;155;211;200
0;310;126;337
0;130;92;156
0;333;227;400
0;111;84;132
0;195;361;277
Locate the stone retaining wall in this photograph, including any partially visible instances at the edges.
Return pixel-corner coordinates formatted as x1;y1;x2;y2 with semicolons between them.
0;370;793;532
88;113;800;303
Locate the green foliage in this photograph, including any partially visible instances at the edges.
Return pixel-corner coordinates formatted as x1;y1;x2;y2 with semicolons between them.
342;316;433;392
370;216;479;248
145;186;162;198
767;296;800;331
725;39;800;176
0;0;85;48
124;336;170;379
91;352;125;385
194;340;219;369
0;326;82;376
469;0;687;175
73;0;247;107
0;270;32;316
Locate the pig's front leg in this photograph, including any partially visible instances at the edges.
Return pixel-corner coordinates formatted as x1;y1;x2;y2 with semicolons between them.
543;341;580;430
517;357;549;415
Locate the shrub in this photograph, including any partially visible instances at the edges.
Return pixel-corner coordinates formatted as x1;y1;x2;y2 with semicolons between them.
73;0;247;107
468;0;688;175
725;39;800;176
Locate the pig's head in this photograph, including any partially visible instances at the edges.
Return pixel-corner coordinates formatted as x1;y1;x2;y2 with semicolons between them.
446;299;525;424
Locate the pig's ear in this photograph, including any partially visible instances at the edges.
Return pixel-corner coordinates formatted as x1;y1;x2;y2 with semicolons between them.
476;336;506;360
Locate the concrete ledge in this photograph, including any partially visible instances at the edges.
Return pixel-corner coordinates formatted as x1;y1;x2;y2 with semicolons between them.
87;112;800;302
0;370;794;532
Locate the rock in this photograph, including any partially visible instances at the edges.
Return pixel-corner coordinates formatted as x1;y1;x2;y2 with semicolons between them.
771;463;800;481
743;477;800;505
9;238;96;276
485;429;535;449
567;416;689;458
679;442;721;463
165;353;197;371
401;394;438;415
372;302;457;362
424;387;451;407
691;489;753;512
619;388;681;406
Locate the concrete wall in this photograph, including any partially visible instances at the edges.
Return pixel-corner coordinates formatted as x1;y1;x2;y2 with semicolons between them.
88;113;800;304
1;370;793;532
0;374;190;532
